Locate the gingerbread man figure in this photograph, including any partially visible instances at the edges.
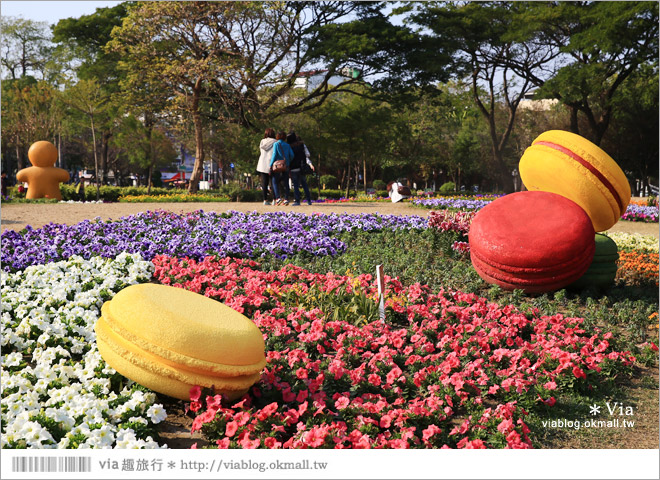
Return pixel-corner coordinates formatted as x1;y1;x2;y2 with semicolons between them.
16;141;70;200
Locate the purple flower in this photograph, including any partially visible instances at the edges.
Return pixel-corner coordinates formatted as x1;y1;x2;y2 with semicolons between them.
2;210;428;272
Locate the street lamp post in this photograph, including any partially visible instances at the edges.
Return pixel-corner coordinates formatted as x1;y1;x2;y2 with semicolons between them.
512;168;519;192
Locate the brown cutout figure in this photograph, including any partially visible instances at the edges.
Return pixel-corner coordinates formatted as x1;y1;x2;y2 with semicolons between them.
16;141;70;200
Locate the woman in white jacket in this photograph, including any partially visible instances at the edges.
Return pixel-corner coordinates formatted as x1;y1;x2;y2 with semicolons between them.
257;128;277;205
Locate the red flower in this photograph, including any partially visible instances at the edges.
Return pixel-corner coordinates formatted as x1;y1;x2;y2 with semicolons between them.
189;385;202;402
572;367;586;379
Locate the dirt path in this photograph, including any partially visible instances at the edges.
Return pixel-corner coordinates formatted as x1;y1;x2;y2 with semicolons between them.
1;201;658;237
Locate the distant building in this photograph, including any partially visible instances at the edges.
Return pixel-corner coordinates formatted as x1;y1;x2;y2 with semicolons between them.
519;90;559;111
291;67;361;92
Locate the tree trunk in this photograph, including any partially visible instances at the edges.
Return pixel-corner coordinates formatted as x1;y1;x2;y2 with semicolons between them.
89;114;101;201
15;137;23;171
188;78;205;194
362;154;367;193
101;132;112;184
345;161;351;198
569;106;580;135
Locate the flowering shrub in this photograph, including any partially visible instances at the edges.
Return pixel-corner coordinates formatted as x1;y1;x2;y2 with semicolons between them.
152;255;636;449
427;210;475;254
1;253;168;449
1;210;427;273
616;250;659;287
605;233;659;254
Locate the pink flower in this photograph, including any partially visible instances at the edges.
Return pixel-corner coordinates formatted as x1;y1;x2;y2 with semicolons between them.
225;421;238;437
335;397;349;410
544;380;557;390
465;439;486;449
422;425;441;442
216;438;230;448
264;437;282;449
379;415;392;429
368;373;382;386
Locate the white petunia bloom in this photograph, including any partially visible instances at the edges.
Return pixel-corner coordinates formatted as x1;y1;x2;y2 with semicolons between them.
146;404;167;424
2;254;166;449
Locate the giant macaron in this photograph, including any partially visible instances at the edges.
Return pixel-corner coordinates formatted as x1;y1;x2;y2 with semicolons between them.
519;130;631;232
469;191;595;293
95;283;266;401
569;233;619;290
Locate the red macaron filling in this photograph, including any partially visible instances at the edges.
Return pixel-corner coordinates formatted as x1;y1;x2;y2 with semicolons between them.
533;140;624;216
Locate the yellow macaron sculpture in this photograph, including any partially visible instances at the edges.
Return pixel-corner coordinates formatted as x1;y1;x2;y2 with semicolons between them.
95;284;266;401
519;130;631;232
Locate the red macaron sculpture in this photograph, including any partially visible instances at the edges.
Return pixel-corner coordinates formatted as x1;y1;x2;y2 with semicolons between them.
469;131;630;293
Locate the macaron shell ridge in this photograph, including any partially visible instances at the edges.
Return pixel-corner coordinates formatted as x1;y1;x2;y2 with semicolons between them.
471;247;593;290
534;130;631;209
468;191;595;268
97;337;252;401
100;303;266;377
106;283;265;366
468;191;595;293
519;130;631;232
96;315;263;384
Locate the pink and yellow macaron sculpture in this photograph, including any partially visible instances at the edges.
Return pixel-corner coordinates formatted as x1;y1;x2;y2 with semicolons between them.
519;130;631;232
95;284;266;401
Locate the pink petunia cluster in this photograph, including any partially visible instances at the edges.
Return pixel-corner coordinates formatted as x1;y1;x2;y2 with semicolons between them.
152;255;636;449
428;210;475;235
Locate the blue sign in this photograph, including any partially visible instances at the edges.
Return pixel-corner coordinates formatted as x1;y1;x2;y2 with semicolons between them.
230;163;234;169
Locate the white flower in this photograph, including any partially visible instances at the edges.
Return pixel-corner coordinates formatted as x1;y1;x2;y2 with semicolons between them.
146;404;167;424
2;254;165;449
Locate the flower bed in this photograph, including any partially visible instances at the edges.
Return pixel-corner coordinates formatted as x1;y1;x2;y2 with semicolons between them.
1;253;168;449
1;210;427;273
152;255;636;449
604;233;659;254
616;250;659;287
414;195;660;223
412;195;502;211
620;204;659;223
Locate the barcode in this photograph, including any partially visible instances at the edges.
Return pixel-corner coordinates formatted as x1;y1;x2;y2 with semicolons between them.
11;456;92;473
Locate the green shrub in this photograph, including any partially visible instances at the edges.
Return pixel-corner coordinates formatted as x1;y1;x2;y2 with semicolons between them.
319;174;338;189
438;181;456;194
373;179;387;191
319;189;343;199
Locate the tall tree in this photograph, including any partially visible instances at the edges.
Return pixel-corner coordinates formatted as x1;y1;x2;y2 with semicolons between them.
508;1;659;145
0;16;52;80
109;1;417;193
52;4;130;183
61;79;110;200
1;78;63;172
406;2;558;192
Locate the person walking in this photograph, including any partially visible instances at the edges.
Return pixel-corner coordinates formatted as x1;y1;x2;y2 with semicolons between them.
257;128;277;205
286;132;315;206
269;131;294;206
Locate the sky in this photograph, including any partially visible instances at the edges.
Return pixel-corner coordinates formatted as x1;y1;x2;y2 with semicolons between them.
0;0;121;24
